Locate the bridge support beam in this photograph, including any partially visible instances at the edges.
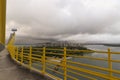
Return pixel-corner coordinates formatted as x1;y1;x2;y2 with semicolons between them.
0;0;6;45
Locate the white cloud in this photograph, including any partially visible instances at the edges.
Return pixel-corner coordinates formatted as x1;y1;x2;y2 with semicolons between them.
6;0;120;43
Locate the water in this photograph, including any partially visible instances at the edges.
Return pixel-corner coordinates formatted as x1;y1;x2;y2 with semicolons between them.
83;45;120;79
84;45;120;51
63;45;120;79
32;45;120;80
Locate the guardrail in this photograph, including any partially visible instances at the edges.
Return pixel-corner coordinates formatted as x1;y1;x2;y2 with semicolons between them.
7;33;120;80
7;45;120;80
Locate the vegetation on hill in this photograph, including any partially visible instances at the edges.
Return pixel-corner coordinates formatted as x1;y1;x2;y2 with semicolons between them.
18;45;93;58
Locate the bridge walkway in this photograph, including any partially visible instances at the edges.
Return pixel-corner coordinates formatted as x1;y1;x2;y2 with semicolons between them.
0;49;47;80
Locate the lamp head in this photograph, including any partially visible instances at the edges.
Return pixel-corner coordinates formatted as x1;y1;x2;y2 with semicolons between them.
11;28;17;32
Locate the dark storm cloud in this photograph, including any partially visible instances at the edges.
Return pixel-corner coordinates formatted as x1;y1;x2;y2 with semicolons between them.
6;0;120;43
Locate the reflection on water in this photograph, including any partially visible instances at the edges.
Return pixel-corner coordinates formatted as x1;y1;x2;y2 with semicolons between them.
84;45;120;51
49;45;120;79
48;45;120;79
84;45;120;60
83;45;120;78
33;45;120;79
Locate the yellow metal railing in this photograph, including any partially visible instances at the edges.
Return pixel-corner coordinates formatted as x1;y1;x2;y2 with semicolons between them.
1;0;120;79
7;46;120;80
7;33;120;80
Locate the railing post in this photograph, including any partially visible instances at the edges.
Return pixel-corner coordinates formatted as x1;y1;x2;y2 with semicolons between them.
63;47;67;80
13;46;16;59
21;46;24;65
16;47;18;60
29;46;32;68
108;48;112;79
14;47;16;59
10;46;14;59
42;47;46;74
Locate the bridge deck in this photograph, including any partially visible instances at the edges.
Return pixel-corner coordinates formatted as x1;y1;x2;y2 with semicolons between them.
0;49;46;80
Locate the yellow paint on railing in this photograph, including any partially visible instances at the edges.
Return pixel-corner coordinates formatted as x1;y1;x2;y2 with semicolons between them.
63;47;67;80
21;46;24;65
29;46;32;68
42;47;46;74
7;33;120;80
16;47;18;60
108;48;112;79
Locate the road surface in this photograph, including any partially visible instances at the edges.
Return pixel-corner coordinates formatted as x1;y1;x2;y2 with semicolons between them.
0;49;48;80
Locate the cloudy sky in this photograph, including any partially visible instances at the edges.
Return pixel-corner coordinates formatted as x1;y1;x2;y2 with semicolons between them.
6;0;120;43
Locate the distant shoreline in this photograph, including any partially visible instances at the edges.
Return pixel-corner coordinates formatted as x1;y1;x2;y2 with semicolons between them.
82;43;120;47
103;44;120;47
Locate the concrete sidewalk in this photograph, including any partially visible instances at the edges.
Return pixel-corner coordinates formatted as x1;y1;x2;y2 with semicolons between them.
0;49;47;80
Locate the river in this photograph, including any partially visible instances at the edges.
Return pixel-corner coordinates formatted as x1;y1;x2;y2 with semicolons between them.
81;45;120;79
62;45;120;80
32;45;120;80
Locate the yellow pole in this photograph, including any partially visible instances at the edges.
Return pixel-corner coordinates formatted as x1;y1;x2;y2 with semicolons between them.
12;33;16;58
12;46;15;58
21;46;24;65
108;48;112;79
9;46;13;58
16;47;18;60
0;0;6;44
63;47;67;80
29;46;32;68
42;47;46;74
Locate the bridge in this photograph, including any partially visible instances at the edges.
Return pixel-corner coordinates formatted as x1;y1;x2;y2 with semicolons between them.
1;0;120;80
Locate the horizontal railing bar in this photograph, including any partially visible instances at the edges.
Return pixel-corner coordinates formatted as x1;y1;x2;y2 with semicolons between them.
93;50;108;53
67;49;120;54
32;48;43;50
46;52;64;56
67;49;110;54
32;57;42;61
23;49;29;50
109;52;120;54
22;50;30;52
23;52;29;55
111;59;120;63
23;55;29;58
46;48;63;51
67;65;120;79
67;69;96;80
23;53;29;54
32;50;42;53
95;51;120;54
67;61;120;75
32;54;42;57
67;49;95;53
46;60;63;66
67;54;108;61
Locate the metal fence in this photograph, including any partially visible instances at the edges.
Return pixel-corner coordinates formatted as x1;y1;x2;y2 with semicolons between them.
7;33;120;80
